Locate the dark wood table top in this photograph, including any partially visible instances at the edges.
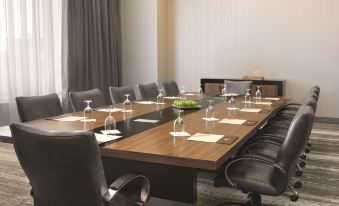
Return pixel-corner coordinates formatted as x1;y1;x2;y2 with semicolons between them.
21;94;289;171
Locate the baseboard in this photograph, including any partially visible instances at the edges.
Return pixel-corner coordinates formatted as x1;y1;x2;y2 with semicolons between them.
315;117;339;124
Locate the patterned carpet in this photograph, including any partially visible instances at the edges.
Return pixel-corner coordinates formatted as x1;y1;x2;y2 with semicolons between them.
0;122;338;206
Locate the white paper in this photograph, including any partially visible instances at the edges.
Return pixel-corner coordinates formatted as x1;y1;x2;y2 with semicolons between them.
254;102;272;105
97;108;123;112
187;133;224;143
101;130;121;135
219;119;247;125
221;93;240;97
164;96;179;99
240;108;262;113
134;119;159;123
264;97;280;101
227;107;240;110
183;93;195;96
80;119;96;122
155;102;166;105
242;101;254;104
136;101;156;105
0;126;11;137
202;117;220;121
121;110;134;113
53;116;86;122
94;133;122;144
170;132;191;137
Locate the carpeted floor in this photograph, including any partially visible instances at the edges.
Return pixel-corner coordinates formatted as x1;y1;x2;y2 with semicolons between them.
0;122;338;205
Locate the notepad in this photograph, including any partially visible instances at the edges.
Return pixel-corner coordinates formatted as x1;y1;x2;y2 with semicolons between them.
80;119;96;122
94;133;122;144
221;93;240;97
202;117;220;121
134;119;159;123
227;107;240;110
155;102;166;105
254;102;273;105
164;96;179;99
183;93;195;96
121;110;134;113
242;101;254;104
52;116;86;122
240;108;262;113
136;101;156;105
101;130;121;135
264;97;280;101
187;133;224;143
97;108;123;113
0;126;11;137
170;132;191;137
219;119;247;125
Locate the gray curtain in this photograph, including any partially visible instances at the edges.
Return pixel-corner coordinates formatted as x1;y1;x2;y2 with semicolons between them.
63;0;122;111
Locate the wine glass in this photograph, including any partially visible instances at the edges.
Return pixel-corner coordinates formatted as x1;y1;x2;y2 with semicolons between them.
229;94;236;109
173;110;185;134
245;89;251;102
83;100;93;120
157;88;164;104
104;105;116;131
205;100;215;120
255;86;262;102
198;84;203;96
123;94;132;111
180;85;186;94
221;84;227;97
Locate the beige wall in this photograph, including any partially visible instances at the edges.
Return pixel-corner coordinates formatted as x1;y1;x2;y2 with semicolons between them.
121;0;158;96
168;0;339;118
122;0;339;117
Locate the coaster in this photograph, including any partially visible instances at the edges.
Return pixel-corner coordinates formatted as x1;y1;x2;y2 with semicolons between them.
217;136;239;145
243;120;258;126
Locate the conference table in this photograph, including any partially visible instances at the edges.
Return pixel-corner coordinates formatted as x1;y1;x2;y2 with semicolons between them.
2;93;289;205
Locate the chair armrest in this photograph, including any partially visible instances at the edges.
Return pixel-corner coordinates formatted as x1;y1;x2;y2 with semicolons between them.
224;155;285;187
103;172;150;205
283;103;302;107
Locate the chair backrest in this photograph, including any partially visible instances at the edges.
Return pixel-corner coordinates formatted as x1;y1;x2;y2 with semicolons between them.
16;93;63;122
161;81;180;96
224;80;252;95
276;106;314;171
109;86;137;104
137;83;159;100
10;123;108;206
69;88;105;112
303;96;318;112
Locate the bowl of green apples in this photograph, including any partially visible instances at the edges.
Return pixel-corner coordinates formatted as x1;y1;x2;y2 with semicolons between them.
172;99;201;110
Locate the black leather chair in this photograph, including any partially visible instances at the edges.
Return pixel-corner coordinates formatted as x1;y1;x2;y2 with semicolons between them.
16;93;64;122
222;106;314;206
224;80;252;95
137;83;159;100
10;123;150;206
161;81;180;96
109;86;137;104
69;88;105;112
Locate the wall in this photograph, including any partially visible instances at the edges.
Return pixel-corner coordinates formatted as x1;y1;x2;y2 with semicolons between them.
121;0;158;96
168;0;339;118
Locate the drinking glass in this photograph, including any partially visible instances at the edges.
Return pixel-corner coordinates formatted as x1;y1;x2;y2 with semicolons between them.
157;88;164;104
229;94;236;109
180;85;186;94
205;100;215;119
228;95;237;119
83;100;93;120
123;94;132;111
244;89;251;102
221;84;227;97
255;86;262;102
173;110;185;134
198;84;203;96
104;106;116;131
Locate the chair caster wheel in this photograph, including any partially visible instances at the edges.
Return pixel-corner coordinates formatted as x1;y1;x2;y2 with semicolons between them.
290;194;299;202
299;161;306;168
307;142;312;148
293;181;302;188
305;147;310;153
300;153;307;160
296;170;303;177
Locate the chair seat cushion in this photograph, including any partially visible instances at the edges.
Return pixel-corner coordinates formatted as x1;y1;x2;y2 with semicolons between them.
227;158;287;196
243;142;280;160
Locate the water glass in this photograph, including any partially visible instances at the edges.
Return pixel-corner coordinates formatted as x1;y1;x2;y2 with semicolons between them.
104;106;116;131
205;100;215;119
221;84;227;97
83;100;93;120
123;94;132;111
157;88;164;104
173;110;185;134
255;86;262;102
180;85;186;94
